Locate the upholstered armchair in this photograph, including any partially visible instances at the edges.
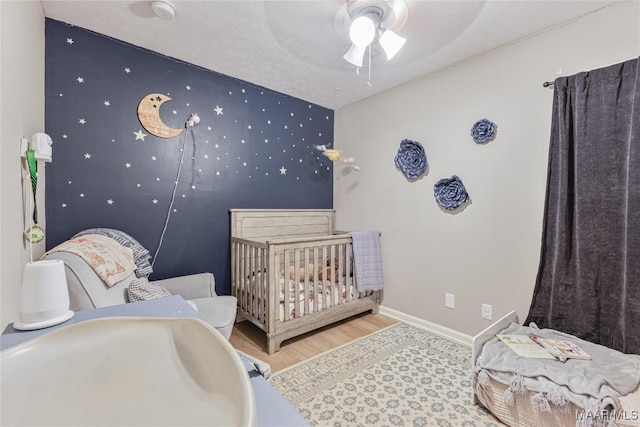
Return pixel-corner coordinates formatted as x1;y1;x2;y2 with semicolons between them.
42;241;237;340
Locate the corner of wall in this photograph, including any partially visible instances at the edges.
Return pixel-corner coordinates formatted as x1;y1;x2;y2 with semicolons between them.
0;1;46;329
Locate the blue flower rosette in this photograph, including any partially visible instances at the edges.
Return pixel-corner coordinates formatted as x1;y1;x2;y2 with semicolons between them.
394;139;427;180
434;175;469;211
471;118;496;144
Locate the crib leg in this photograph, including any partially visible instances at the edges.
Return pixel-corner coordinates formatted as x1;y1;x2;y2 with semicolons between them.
267;335;281;355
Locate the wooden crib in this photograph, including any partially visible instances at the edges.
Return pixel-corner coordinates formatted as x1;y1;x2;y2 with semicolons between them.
230;209;381;354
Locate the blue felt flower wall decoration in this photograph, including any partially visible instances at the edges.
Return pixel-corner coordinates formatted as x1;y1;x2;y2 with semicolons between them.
394;139;427;180
434;175;469;211
471;118;496;144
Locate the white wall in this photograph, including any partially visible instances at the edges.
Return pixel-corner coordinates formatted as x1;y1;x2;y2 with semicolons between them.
1;1;46;329
334;1;640;336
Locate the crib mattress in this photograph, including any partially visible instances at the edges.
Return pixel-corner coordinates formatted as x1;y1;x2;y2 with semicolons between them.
475;377;640;427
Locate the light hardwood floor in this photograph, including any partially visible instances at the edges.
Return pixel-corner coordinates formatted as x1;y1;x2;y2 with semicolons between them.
229;313;399;374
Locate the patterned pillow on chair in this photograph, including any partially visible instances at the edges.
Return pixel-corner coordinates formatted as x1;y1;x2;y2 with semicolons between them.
126;278;171;302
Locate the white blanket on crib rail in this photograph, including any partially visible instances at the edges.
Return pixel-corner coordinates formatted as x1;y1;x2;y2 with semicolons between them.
350;231;383;293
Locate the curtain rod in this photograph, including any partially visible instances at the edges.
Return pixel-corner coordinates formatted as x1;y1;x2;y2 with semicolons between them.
543;81;555;88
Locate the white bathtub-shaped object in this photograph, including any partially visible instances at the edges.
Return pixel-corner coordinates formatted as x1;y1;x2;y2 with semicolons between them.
1;317;256;426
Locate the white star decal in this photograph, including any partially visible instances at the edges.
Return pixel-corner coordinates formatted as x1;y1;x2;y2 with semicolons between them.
80;193;85;197
107;199;114;205
242;89;246;93
172;110;177;115
79;118;86;124
124;68;131;73
204;154;209;159
214;105;223;115
134;130;147;141
280;167;287;175
191;185;196;189
77;77;84;83
125;163;131;168
63;135;68;139
152;199;158;204
151;156;157;161
62;203;67;207
66;38;74;44
84;153;91;159
186;85;191;90
104;100;110;106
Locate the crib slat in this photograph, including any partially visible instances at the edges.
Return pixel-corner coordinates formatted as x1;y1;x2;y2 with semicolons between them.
283;249;291;321
332;245;338;306
344;242;358;299
294;249;301;319
268;248;278;333
259;247;265;322
250;245;256;317
303;247;310;317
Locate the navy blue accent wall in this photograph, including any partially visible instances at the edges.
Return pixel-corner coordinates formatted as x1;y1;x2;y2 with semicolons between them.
45;19;333;294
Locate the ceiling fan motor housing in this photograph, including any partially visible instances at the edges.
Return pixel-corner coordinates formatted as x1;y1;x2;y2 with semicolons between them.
347;0;401;29
151;0;176;19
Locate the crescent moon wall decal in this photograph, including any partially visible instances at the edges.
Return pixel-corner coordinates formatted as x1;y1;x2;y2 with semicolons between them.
137;93;183;138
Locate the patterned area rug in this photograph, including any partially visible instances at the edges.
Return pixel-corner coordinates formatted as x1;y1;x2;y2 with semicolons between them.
270;322;503;426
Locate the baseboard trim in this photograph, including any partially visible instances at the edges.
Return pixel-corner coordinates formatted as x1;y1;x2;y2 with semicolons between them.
379;306;473;347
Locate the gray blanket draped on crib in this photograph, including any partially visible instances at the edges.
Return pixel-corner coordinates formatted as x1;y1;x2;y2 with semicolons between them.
350;231;383;293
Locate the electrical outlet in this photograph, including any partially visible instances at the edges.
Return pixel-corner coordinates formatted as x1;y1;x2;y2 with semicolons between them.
445;293;455;309
481;303;492;320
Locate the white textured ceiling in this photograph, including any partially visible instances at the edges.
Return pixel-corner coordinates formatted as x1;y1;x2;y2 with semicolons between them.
41;0;622;109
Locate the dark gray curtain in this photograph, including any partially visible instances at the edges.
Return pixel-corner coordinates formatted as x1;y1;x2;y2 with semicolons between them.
526;57;640;355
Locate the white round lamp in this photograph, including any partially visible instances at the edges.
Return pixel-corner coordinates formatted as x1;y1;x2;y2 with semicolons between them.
14;260;74;331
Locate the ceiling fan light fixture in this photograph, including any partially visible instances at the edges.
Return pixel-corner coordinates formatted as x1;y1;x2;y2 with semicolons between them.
343;44;367;67
349;16;376;47
379;29;406;60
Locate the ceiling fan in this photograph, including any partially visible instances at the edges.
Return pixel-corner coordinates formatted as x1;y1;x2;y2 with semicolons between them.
341;0;409;68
